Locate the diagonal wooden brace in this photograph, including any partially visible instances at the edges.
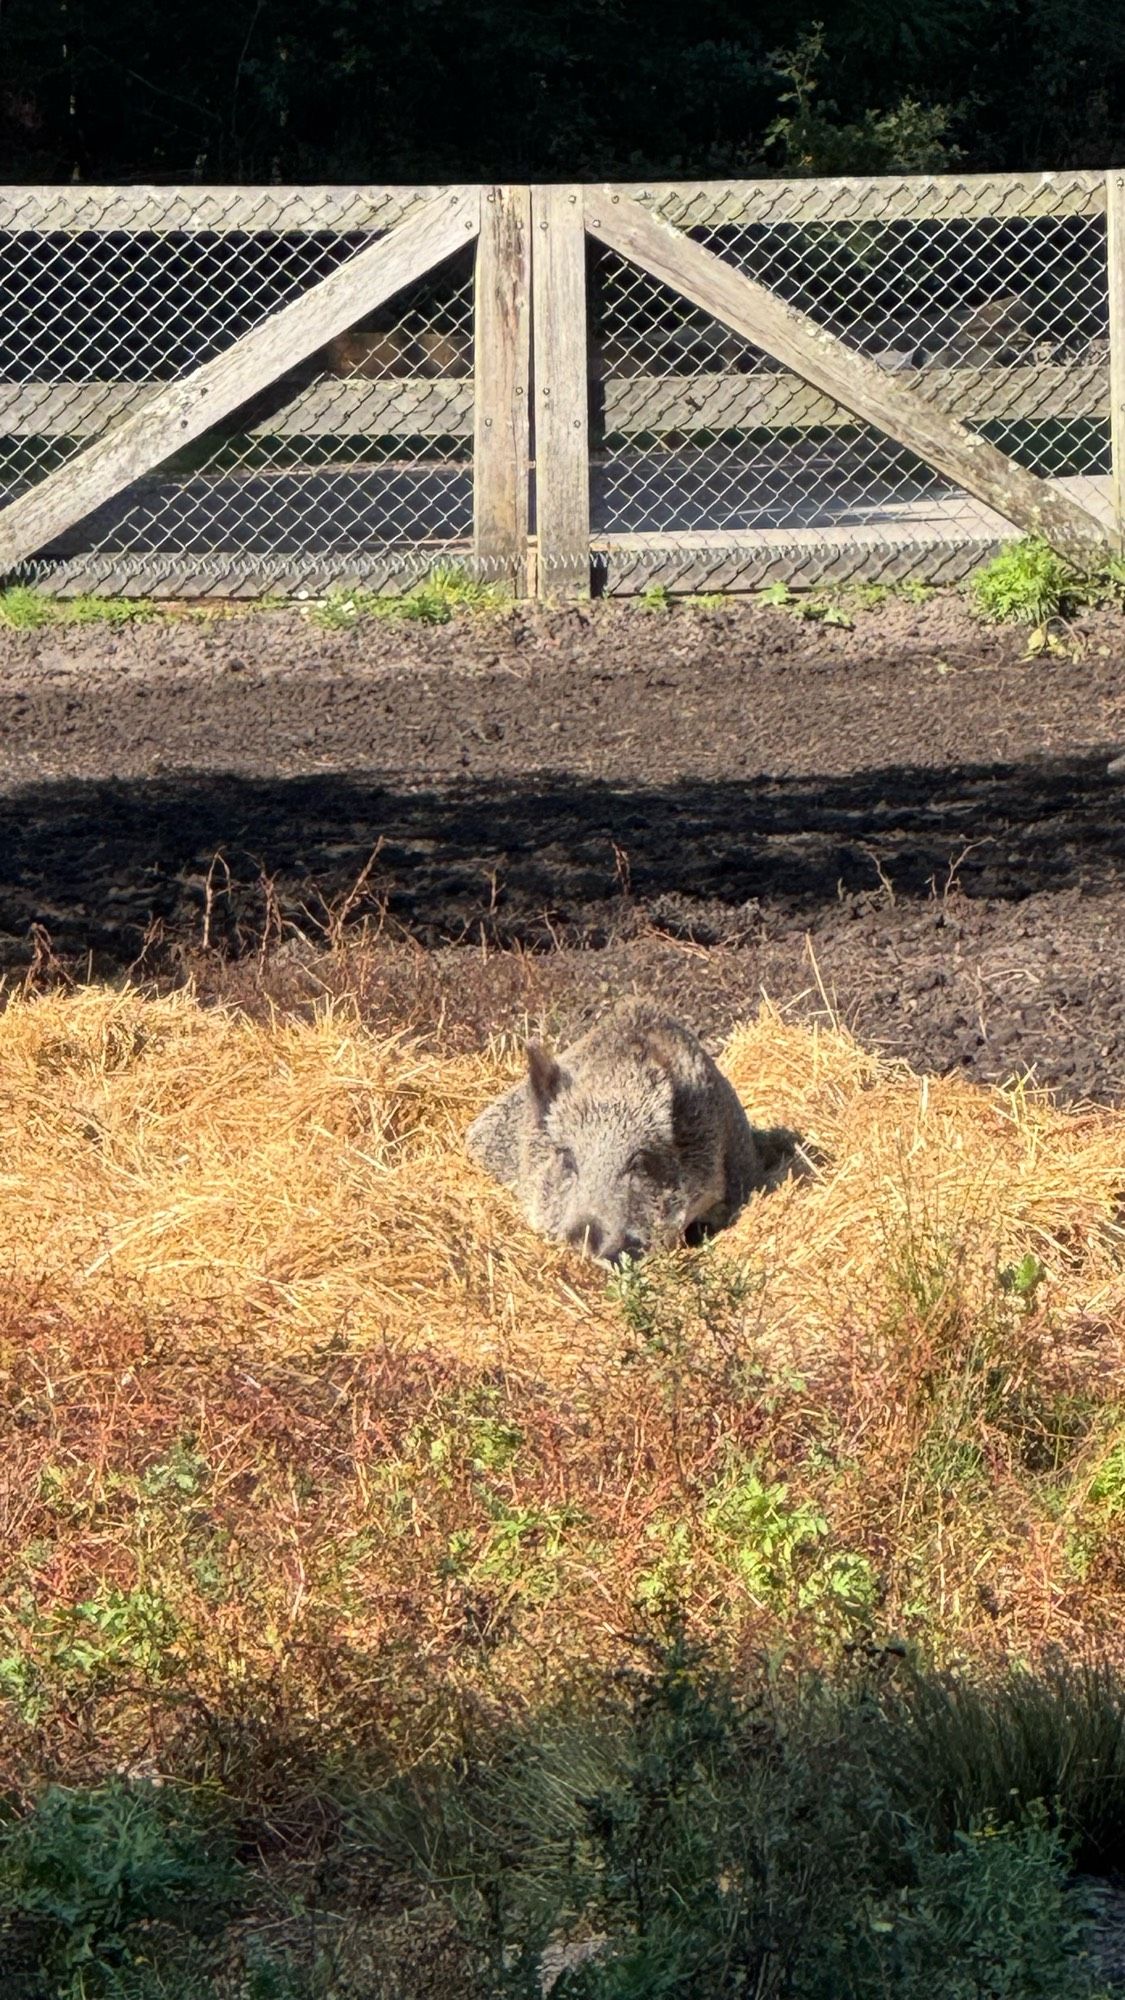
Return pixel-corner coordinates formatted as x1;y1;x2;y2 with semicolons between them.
587;189;1109;563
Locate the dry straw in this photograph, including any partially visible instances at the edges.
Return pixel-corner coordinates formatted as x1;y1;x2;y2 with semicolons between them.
0;983;1120;1377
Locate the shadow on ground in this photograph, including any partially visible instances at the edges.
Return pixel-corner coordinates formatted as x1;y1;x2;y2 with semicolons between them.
0;751;1121;969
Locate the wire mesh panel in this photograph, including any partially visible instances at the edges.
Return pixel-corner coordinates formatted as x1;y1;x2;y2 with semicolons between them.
0;187;477;596
589;174;1111;592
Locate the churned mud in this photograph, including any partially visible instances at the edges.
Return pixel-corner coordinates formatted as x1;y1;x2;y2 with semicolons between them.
1;591;1123;1101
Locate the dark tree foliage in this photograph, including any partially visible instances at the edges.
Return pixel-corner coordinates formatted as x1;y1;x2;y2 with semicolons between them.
1;0;1124;183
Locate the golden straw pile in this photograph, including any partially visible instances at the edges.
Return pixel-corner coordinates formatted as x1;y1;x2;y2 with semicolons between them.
0;984;1120;1376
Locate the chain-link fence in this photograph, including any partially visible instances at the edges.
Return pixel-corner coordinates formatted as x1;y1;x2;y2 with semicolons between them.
587;173;1113;592
0;175;1116;598
0;187;478;596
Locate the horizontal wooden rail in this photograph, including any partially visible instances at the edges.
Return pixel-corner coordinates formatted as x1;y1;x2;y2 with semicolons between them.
0;172;1104;236
607;172;1106;226
0;186;460;234
598;361;1107;433
0;379;475;439
0;361;1105;445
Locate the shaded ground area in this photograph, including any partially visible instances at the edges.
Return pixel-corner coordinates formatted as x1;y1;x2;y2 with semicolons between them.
1;591;1124;1100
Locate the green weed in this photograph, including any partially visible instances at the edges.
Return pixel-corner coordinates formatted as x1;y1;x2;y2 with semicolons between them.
755;575;933;623
965;537;1125;626
0;1585;183;1723
0;1779;242;1997
1000;1250;1048;1308
845;576;935;610
704;1453;878;1618
310;564;508;629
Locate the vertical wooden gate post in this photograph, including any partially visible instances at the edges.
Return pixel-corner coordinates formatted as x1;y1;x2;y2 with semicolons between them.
474;185;532;593
532;186;590;597
1108;172;1125;554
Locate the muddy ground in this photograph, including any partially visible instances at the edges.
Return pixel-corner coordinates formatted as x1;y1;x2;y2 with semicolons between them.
1;590;1124;1102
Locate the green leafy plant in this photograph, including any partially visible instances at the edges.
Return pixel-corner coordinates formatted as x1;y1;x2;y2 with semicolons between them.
809;1806;1097;2000
0;1780;242;1996
765;25;961;178
1000;1251;1047;1309
705;1454;878;1617
970;540;1082;624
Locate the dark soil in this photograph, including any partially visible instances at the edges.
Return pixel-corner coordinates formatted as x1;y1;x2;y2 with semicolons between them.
2;591;1124;1101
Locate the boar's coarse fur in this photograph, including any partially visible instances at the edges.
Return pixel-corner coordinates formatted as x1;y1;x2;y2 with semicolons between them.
465;1000;792;1263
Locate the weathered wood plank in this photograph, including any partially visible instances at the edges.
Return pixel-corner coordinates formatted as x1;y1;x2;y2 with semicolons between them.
585;189;1109;560
1108;173;1125;554
0;189;481;574
600;361;1108;434
0;185;459;235
0;360;1105;445
0;378;476;438
474;186;531;590
0;173;1104;238
532;186;590;596
608;172;1106;227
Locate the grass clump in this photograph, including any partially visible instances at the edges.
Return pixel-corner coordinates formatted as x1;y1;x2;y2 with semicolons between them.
311;564;509;629
0;586;164;629
364;1635;1107;2000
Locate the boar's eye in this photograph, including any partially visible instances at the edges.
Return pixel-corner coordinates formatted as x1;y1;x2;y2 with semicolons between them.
627;1148;664;1180
556;1146;578;1178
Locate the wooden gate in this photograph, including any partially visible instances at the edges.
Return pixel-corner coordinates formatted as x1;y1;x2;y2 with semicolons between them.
0;175;1116;598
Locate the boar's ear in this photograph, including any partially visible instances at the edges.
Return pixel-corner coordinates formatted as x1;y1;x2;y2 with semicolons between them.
670;1078;707;1155
527;1041;562;1114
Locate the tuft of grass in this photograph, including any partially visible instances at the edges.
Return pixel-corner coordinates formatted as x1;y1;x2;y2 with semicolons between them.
0;586;165;629
363;1634;1106;2000
310;565;509;629
863;1659;1125;1870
